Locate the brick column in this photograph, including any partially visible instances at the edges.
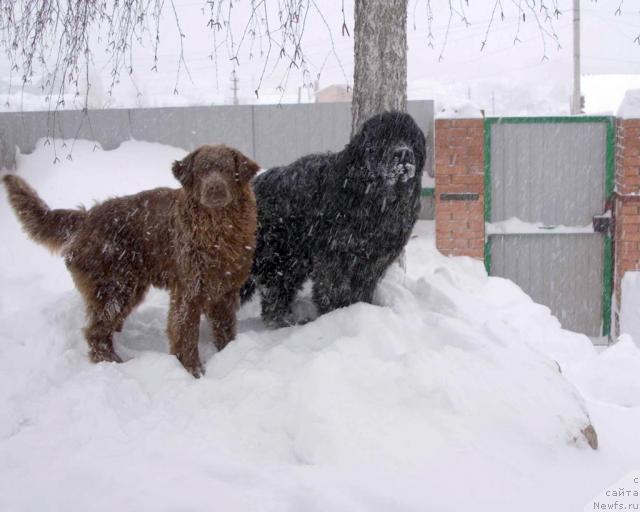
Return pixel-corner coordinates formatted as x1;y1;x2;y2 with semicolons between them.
434;118;485;259
614;118;640;334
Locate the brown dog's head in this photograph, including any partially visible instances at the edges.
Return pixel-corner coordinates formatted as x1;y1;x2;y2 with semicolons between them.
172;145;260;209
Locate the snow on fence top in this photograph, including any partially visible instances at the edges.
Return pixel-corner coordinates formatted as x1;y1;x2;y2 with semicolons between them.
617;89;640;119
486;217;595;236
436;100;483;119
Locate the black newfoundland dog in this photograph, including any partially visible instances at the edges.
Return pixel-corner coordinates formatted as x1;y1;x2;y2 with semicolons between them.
242;111;426;326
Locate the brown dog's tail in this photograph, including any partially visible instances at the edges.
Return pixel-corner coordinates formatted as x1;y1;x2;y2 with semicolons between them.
3;174;86;253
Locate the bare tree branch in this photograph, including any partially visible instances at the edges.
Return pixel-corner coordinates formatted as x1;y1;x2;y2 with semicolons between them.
423;0;638;60
0;0;349;110
1;0;637;115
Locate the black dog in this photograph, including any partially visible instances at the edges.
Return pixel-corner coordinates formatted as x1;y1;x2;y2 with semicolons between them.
242;111;426;326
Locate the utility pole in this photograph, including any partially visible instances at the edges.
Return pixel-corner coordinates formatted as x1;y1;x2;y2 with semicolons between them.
231;70;239;106
571;0;581;115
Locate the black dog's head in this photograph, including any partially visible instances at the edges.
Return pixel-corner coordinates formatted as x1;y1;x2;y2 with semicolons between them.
350;111;426;186
172;145;260;209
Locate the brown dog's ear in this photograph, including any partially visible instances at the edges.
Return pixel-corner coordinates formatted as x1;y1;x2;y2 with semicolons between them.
172;148;200;188
232;149;260;183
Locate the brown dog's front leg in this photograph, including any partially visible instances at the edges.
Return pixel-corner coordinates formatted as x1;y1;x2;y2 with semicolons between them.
167;290;204;378
207;290;239;351
85;308;123;364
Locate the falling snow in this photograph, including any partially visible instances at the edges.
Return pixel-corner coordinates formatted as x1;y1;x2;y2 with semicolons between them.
1;140;640;511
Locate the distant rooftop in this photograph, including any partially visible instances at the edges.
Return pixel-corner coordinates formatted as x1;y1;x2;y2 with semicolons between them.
315;84;352;103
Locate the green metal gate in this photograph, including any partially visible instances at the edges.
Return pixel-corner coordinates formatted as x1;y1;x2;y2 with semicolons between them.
484;116;615;339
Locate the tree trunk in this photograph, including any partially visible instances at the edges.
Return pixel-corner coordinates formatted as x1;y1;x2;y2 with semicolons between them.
351;0;408;136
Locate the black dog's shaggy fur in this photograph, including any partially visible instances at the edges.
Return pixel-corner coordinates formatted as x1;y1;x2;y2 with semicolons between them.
242;111;426;327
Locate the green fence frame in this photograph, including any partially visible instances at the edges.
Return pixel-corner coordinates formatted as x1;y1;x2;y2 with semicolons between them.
483;116;615;337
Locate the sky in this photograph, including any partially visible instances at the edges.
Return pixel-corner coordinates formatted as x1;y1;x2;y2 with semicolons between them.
1;0;639;113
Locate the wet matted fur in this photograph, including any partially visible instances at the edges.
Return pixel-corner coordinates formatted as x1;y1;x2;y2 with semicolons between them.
242;111;426;326
3;145;259;377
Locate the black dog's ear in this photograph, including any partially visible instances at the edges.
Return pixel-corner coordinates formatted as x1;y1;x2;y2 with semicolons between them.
233;149;260;183
172;148;200;188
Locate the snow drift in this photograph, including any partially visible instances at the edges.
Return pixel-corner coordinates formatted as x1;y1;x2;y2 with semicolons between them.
1;139;635;512
618;88;640;119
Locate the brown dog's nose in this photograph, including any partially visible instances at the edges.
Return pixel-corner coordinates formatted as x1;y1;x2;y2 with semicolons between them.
202;176;231;208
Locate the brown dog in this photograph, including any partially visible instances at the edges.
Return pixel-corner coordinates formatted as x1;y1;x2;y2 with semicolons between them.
3;145;259;377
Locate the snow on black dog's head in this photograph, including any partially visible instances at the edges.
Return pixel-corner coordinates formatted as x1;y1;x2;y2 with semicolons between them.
352;111;427;186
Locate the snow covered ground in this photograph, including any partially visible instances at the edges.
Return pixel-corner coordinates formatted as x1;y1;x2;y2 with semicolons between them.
1;140;640;511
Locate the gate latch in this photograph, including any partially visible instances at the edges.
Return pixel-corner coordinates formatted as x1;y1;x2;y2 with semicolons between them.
593;213;612;233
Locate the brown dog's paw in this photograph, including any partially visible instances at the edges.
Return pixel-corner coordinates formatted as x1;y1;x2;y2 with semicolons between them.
213;332;234;352
89;347;123;364
178;356;205;378
187;363;205;379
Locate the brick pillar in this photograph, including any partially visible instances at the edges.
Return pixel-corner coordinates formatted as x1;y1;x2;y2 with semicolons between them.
614;118;640;334
434;118;485;259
